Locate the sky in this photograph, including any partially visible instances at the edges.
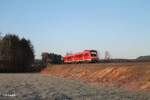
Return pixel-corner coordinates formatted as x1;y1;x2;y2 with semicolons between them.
0;0;150;59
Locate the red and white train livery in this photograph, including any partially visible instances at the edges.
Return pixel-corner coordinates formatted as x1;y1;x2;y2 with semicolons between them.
64;50;99;63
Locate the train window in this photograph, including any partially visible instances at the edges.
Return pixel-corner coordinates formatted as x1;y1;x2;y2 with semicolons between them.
91;54;97;57
91;52;97;57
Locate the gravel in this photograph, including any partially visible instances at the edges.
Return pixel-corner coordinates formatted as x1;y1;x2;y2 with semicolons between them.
0;74;149;100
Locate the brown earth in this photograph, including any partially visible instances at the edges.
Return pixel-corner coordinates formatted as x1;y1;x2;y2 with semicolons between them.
41;62;150;92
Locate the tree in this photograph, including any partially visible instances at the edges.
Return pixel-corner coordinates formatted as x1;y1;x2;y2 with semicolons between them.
42;52;62;65
0;34;34;72
20;38;34;69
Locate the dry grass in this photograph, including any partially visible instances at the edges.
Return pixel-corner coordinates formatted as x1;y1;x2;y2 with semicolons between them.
0;74;150;100
42;62;150;91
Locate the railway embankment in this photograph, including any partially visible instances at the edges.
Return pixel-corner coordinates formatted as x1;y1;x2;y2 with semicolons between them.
41;62;150;91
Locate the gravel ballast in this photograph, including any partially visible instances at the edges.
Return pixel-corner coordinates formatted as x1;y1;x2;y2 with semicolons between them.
0;74;149;100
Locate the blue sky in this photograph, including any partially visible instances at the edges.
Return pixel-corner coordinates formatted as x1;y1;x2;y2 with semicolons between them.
0;0;150;59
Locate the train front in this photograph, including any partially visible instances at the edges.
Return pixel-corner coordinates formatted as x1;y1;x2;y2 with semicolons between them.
89;50;99;62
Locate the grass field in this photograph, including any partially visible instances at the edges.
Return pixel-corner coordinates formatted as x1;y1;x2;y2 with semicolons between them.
0;74;150;100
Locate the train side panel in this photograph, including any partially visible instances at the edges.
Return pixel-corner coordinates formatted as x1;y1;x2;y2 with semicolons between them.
64;50;99;63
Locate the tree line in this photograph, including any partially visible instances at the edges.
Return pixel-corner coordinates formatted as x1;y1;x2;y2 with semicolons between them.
0;34;34;72
42;52;63;65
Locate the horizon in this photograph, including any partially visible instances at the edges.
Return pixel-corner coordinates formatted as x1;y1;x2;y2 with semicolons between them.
0;0;150;59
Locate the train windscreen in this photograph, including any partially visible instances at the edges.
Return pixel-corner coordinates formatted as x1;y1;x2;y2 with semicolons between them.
90;51;97;57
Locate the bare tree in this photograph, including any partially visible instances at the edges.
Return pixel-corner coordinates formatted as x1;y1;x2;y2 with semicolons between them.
105;51;111;60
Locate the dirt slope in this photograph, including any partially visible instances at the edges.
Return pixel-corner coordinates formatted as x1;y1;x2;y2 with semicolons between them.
41;62;150;91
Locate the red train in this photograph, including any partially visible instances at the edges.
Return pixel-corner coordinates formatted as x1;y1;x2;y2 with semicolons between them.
64;50;99;63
